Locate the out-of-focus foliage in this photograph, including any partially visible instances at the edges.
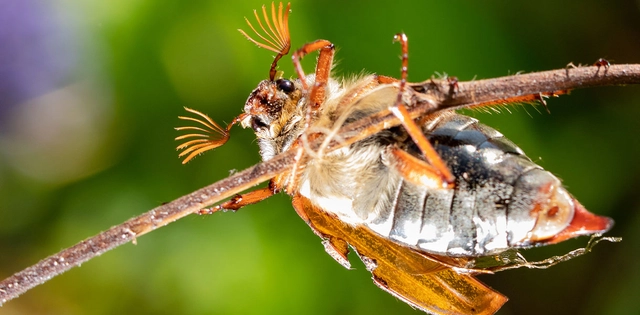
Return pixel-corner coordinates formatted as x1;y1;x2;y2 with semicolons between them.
0;1;638;314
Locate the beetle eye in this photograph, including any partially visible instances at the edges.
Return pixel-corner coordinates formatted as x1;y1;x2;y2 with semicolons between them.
275;79;295;93
251;117;268;131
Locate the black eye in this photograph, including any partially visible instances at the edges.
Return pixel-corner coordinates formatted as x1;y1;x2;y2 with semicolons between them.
251;117;268;131
275;79;294;93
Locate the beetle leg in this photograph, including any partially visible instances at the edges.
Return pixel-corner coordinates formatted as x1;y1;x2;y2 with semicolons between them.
390;33;455;187
463;90;569;111
283;144;307;194
387;146;452;189
292;39;335;110
447;76;460;94
292;40;335;164
377;75;400;84
332;74;400;110
198;180;278;214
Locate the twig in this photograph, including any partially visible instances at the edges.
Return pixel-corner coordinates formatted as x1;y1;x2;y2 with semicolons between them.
1;63;639;306
0;151;295;305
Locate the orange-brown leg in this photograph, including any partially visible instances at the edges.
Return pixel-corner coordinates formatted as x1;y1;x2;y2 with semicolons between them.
198;180;278;214
284;143;307;194
388;147;452;189
378;75;400;84
464;90;569;111
390;33;455;187
447;76;459;94
304;74;401;159
292;39;335;110
332;74;400;110
291;39;335;175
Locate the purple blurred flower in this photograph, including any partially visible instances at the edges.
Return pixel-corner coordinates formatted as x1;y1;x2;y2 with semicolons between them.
0;0;77;125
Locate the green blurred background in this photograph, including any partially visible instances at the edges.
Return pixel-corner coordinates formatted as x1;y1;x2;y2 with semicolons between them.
1;0;639;314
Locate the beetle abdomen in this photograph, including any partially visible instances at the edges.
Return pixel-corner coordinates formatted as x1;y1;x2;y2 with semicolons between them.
302;112;610;257
368;113;577;256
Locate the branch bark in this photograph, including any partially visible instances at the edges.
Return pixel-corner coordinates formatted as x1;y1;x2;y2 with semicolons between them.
1;63;639;305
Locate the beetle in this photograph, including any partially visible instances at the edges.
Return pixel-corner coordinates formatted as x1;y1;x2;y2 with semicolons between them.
1;2;637;315
174;3;614;314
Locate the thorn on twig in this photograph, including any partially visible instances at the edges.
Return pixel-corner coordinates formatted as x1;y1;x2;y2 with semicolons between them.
566;62;579;69
447;76;459;95
565;62;579;77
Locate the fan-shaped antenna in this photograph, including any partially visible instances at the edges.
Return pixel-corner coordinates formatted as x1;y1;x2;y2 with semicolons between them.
239;2;291;80
175;107;231;164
